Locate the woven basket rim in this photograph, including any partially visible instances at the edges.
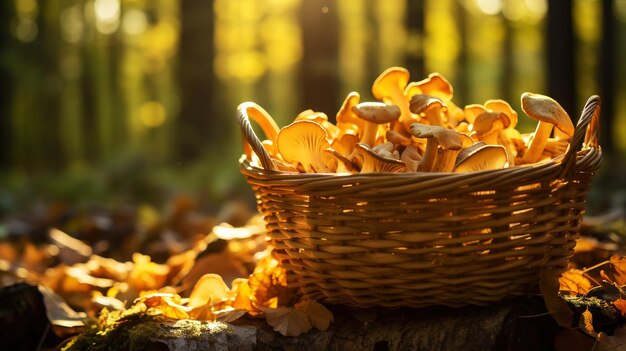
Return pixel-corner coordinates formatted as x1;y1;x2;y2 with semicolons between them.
240;147;596;176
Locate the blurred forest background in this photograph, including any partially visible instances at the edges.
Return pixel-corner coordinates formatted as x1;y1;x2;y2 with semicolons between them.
1;0;626;217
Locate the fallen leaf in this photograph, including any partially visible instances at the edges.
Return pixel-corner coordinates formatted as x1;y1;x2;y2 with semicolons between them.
232;278;255;313
581;308;596;337
594;325;626;351
215;307;248;323
559;269;593;295
540;269;573;328
213;222;264;240
187;273;230;309
610;256;626;286
613;299;626;317
259;306;312;337
135;293;190;319
128;253;169;292
48;228;92;264
248;255;290;308
295;300;333;331
38;285;87;334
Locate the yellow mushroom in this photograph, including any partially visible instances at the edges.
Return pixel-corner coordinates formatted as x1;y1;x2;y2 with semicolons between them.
354;143;405;173
401;145;422;172
276;120;334;173
372;67;411;133
410;124;469;172
471;111;511;145
453;143;508;173
336;91;363;134
352;102;401;147
409;94;446;126
520;93;575;164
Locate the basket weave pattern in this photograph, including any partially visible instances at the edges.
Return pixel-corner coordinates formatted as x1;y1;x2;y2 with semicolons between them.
238;96;602;308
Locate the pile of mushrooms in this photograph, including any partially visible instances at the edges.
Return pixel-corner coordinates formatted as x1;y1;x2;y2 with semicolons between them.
243;67;575;174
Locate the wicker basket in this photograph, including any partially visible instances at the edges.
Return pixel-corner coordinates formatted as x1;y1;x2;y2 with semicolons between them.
237;96;602;309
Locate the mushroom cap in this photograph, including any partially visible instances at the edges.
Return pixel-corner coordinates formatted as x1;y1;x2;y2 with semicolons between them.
324;148;355;173
409;123;466;150
296;109;328;122
472;111;511;135
463;104;488;125
336;91;362;126
454;143;508;173
485;99;518;129
354;143;406;173
409;94;446;115
352;102;401;124
521;92;575;136
404;82;422;99
276;120;332;173
400;145;421;172
372;67;410;100
413;73;453;101
386;129;412;147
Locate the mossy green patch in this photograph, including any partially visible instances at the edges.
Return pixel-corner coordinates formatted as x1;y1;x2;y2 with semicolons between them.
63;311;230;351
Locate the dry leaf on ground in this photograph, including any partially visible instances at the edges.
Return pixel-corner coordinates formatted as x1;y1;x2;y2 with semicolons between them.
559;269;593;295
295;300;333;331
259;306;313;336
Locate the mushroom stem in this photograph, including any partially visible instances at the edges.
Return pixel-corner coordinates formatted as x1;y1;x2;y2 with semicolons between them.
425;105;444;126
418;138;439;172
360;123;378;147
394;90;412;132
433;149;461;173
481;130;500;145
522;121;553;164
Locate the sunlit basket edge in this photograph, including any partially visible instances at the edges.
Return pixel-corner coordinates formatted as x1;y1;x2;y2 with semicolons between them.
237;96;602;308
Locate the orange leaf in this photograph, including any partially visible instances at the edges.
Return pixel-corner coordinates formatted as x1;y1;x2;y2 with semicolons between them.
135;293;189;320
614;299;626;318
581;308;595;337
259;307;312;337
232;278;255;313
129;253;169;292
248;255;290;308
295;300;333;331
559;269;593;295
188;274;230;309
610;256;626;285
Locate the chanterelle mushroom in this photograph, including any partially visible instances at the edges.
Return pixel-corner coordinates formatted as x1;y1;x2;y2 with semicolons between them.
409;94;446;126
520;92;575;164
454;143;508;173
354;143;405;173
336;92;363;134
472;111;510;144
276;120;334;173
352;102;401;147
410;124;468;172
372;67;411;133
401;145;421;172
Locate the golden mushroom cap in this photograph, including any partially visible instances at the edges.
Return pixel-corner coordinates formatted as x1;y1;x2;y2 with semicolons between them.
352;102;401;124
372;67;410;101
454;143;508;173
521;92;574;137
276;120;332;173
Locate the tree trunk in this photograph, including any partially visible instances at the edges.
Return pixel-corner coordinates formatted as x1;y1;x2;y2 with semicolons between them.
405;0;425;78
178;0;214;160
599;0;615;154
299;0;340;122
547;0;576;122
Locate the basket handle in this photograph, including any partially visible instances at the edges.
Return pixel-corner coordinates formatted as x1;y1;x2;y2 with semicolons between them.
559;95;601;178
236;102;278;171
